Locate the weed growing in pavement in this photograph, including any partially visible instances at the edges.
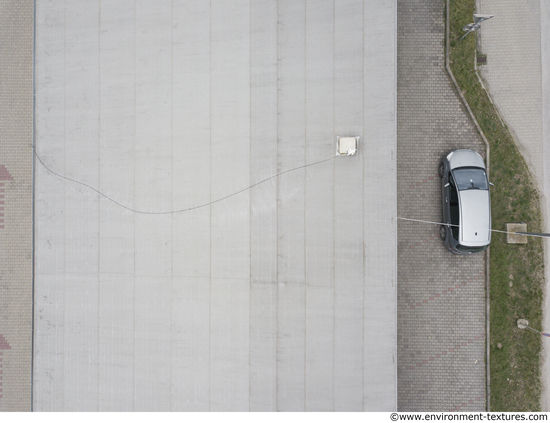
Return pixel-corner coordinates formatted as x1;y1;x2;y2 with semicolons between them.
449;0;544;412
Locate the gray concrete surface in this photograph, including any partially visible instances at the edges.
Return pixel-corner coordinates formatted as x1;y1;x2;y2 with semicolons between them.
397;0;487;412
476;0;550;411
33;0;397;411
0;0;33;412
477;0;543;191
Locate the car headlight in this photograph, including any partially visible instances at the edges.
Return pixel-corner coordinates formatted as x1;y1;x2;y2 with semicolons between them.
446;152;454;161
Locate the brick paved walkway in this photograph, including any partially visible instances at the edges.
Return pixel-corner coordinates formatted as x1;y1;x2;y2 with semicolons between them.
397;0;487;411
0;0;34;412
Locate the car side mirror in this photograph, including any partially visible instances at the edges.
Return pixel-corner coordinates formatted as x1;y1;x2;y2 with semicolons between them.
444;183;450;188
489;182;494;187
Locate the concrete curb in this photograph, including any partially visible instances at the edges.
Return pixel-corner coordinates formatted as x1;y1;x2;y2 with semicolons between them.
444;0;491;411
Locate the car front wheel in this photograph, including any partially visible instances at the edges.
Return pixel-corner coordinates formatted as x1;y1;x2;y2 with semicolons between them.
438;162;445;178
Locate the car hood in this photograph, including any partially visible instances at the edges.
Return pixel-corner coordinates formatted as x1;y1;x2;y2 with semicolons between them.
459;189;491;245
449;149;486;170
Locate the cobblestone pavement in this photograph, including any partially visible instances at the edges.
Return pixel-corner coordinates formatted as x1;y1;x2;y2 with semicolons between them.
0;0;34;412
397;0;488;411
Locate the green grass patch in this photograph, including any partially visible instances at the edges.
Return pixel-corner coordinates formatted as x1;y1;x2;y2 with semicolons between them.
448;0;545;412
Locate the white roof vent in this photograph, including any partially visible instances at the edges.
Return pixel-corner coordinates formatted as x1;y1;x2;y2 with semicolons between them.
336;136;359;156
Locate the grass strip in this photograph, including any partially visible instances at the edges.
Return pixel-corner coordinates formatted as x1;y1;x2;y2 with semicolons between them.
448;0;544;412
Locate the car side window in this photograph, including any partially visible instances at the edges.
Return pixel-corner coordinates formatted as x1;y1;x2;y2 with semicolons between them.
449;174;459;240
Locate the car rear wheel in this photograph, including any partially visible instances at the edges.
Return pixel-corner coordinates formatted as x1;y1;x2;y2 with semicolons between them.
440;225;446;240
438;162;445;178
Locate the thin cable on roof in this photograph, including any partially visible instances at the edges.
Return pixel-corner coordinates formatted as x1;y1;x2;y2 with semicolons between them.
34;150;548;240
34;148;338;215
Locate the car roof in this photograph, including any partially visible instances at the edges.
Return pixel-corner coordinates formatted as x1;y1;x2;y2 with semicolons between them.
458;189;491;246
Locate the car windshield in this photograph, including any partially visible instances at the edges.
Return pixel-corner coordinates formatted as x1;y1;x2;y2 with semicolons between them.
452;168;488;190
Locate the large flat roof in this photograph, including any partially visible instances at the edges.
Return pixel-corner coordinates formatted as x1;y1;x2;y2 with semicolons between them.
33;0;397;411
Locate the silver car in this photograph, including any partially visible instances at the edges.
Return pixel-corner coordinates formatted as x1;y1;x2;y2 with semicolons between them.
438;149;492;254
